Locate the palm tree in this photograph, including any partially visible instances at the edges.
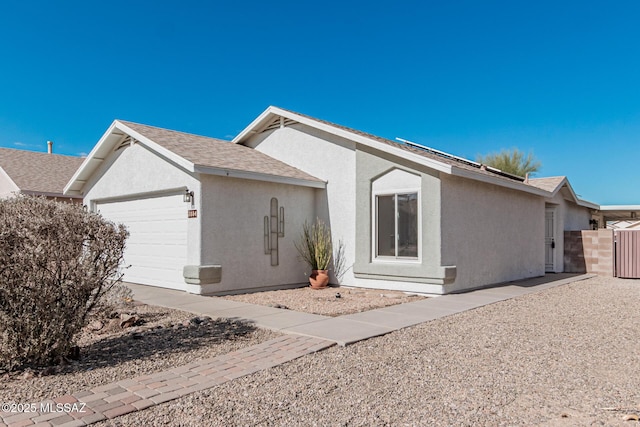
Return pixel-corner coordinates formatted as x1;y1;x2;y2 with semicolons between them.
476;148;541;177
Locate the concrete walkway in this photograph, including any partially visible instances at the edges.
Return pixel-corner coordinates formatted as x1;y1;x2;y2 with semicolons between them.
0;273;593;426
127;273;594;346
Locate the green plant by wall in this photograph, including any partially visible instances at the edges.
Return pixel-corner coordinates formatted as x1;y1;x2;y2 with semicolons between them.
295;218;332;271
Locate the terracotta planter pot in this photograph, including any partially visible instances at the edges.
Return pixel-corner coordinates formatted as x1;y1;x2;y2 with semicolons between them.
309;269;329;289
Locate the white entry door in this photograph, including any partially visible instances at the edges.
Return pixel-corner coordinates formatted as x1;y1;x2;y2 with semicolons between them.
545;208;556;272
96;193;188;290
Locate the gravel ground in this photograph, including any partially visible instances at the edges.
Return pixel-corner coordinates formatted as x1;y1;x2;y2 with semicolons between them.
0;304;280;403
0;283;412;404
222;286;425;316
99;276;640;426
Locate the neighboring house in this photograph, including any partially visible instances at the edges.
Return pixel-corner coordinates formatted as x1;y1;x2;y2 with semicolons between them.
0;147;84;201
64;107;598;295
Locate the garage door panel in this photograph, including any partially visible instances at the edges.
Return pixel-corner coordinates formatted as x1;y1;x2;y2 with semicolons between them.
123;231;186;245
97;194;187;290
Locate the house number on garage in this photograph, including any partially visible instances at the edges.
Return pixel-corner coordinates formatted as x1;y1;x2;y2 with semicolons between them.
188;209;197;218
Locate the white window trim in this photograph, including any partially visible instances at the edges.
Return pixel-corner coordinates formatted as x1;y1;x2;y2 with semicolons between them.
371;187;421;263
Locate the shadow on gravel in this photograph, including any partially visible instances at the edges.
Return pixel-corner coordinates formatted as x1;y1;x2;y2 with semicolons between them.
61;316;257;375
451;273;586;294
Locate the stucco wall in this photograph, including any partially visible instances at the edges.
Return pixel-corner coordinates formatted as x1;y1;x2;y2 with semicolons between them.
564;200;592;230
245;125;357;285
200;174;316;293
545;190;593;272
440;175;545;291
0;168;19;198
352;146;456;293
82;143;202;266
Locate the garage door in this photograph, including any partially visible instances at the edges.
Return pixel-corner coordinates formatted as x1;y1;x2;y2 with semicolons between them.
96;193;188;290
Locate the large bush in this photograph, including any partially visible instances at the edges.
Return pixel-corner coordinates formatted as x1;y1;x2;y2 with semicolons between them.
0;196;128;371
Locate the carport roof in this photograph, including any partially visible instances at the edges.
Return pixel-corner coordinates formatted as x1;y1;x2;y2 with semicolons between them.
0;148;84;197
599;205;640;221
65;120;325;195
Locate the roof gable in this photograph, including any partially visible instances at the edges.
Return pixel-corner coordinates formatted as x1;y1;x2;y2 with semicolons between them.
65;120;324;195
233;106;550;197
0;148;84;197
528;176;598;209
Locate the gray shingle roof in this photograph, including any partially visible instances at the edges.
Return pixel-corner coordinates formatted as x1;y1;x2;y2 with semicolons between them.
119;121;323;184
0;148;84;196
272;107;529;184
527;176;566;192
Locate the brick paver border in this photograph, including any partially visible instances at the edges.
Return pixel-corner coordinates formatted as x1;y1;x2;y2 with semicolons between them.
0;336;333;427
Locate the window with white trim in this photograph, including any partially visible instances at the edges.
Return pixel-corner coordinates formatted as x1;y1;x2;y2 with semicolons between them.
375;192;419;259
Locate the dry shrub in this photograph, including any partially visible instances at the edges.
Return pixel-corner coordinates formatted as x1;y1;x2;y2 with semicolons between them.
0;196;128;371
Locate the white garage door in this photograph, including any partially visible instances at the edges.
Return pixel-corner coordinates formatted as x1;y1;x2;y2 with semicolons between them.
96;193;188;290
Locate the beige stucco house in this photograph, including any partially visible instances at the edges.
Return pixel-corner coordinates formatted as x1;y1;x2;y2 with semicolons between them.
0;147;83;202
64;107;598;295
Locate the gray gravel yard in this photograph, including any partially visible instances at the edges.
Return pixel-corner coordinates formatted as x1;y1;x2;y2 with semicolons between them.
100;276;640;426
0;305;280;403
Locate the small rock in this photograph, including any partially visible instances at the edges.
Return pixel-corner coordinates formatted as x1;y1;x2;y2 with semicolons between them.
22;370;35;380
87;320;104;331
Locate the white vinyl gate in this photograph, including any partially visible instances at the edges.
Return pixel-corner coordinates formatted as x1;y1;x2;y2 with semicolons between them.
96;194;188;290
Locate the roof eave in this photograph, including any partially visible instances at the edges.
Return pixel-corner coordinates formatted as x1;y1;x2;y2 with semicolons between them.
193;165;326;189
237;107;561;194
116;121;195;173
64;120;196;196
235;107;453;175
577;199;600;210
451;168;551;197
22;190;82;199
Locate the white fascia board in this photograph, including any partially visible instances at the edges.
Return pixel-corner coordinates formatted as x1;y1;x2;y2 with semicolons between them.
0;167;20;193
451;167;551;197
232;107;277;144
114;121;195;173
576;199;600;210
22;190;82;199
554;178;599;209
235;107;564;197
235;106;453;174
64;120;122;195
193;165;326;188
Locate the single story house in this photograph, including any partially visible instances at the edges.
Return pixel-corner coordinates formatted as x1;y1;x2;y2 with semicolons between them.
64;107;598;295
0;145;84;202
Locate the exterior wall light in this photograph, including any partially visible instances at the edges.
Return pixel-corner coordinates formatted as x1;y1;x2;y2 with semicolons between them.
183;189;194;203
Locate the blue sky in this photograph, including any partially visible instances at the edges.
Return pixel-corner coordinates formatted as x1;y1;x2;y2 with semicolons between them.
1;0;639;204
